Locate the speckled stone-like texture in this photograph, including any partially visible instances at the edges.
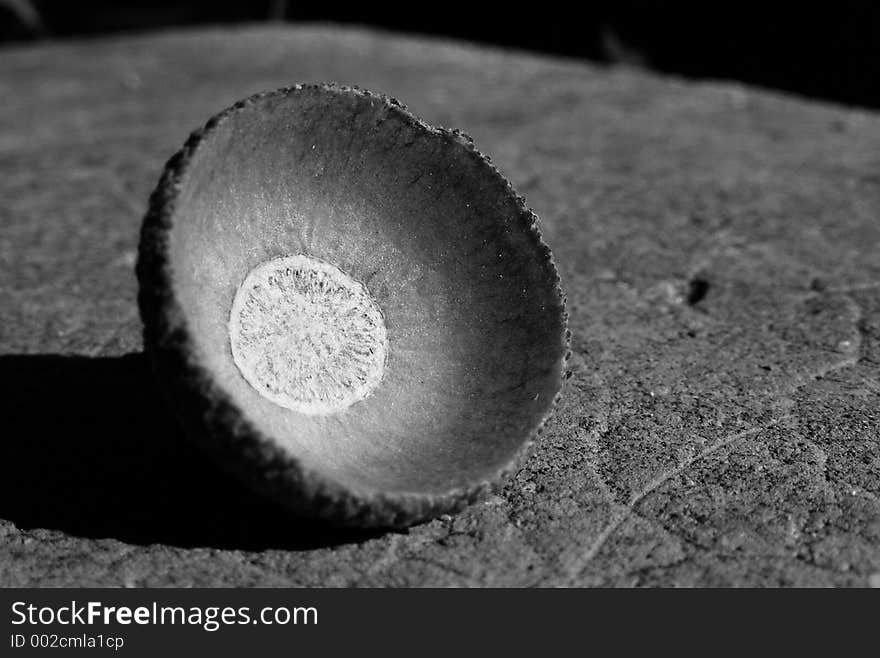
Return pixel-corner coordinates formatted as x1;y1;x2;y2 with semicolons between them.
1;26;879;587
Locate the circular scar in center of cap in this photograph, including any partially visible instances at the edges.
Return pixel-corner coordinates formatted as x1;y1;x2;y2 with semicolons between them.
229;254;388;415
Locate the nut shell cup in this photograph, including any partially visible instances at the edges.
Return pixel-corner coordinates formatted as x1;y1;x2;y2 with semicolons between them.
137;84;569;528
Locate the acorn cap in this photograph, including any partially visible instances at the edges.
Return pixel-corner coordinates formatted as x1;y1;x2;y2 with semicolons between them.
137;84;569;528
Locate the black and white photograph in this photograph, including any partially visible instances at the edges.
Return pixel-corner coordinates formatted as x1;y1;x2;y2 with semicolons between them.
1;0;879;621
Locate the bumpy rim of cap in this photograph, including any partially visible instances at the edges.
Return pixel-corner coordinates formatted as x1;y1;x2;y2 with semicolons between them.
136;84;570;528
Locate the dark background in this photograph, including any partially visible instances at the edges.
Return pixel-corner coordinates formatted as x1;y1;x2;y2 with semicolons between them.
2;1;880;109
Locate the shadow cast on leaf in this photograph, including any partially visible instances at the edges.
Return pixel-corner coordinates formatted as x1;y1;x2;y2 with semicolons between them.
0;352;384;551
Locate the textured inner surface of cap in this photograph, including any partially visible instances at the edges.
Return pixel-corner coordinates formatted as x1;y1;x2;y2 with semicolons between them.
167;86;566;494
229;253;388;415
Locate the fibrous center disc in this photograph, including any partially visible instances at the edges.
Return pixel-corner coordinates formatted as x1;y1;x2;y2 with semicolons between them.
229;254;388;415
